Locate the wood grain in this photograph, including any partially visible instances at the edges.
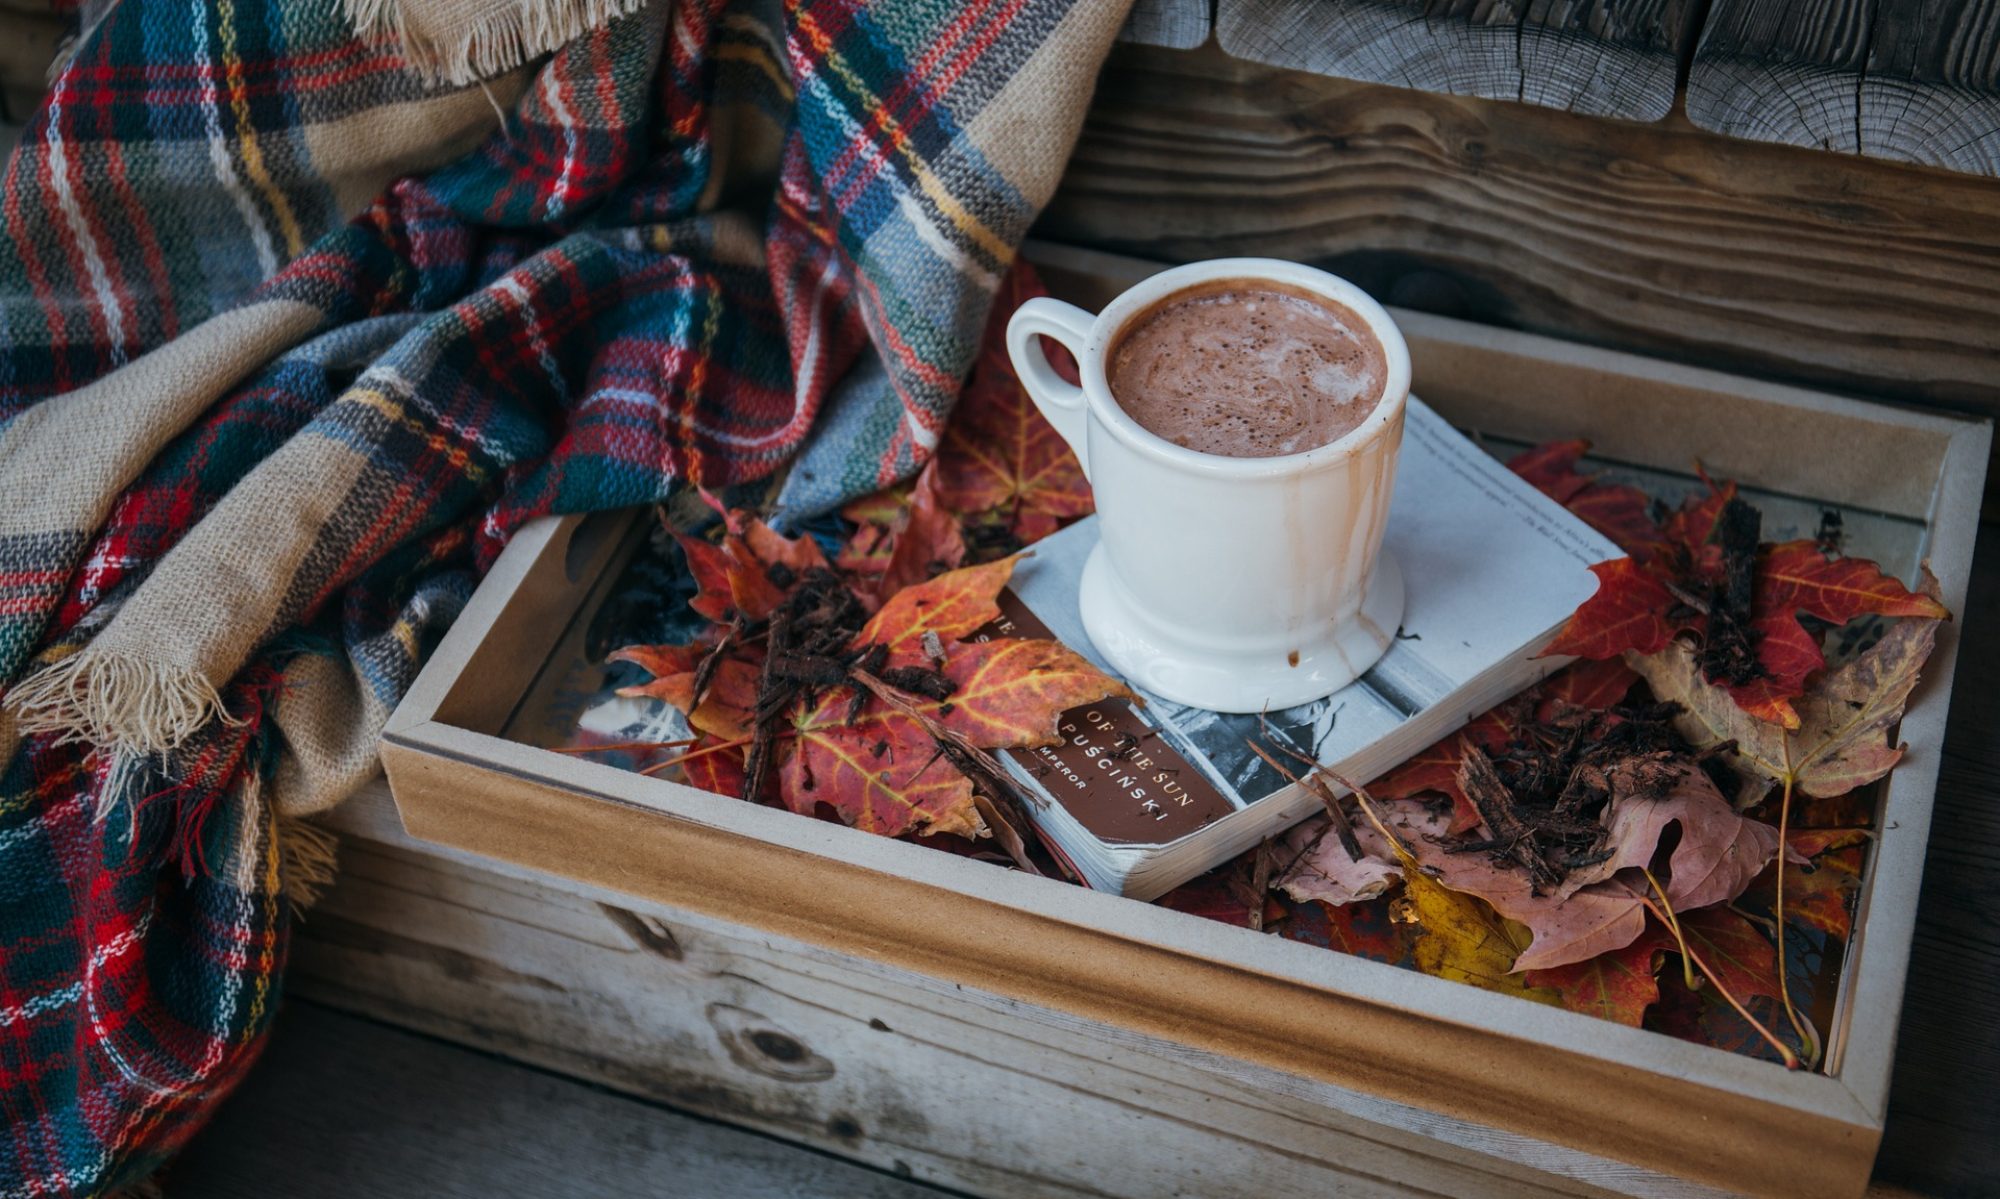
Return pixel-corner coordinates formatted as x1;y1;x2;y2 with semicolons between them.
1858;0;2000;173
1685;0;1874;152
293;789;1694;1199
170;1002;944;1199
1216;0;1699;121
1689;0;2000;174
1871;519;2000;1197
1037;44;2000;509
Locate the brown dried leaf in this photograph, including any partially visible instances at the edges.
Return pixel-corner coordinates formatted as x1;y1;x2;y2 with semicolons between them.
1627;595;1942;798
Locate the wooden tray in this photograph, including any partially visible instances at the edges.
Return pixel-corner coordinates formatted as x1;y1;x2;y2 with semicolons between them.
380;244;1990;1199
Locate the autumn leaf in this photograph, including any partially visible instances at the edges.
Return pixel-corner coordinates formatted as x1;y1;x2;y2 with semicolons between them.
670;505;827;624
1756;541;1950;627
857;556;1021;661
1524;921;1678;1027
935;638;1133;747
680;732;754;802
1744;828;1871;942
1673;906;1782;1005
934;264;1093;544
1275;895;1414;965
1276;813;1403;906
1627;599;1942;799
1661;471;1737;559
1396;854;1561;1006
1725;542;1950;728
1541;557;1683;660
675;530;739;624
874;463;968;601
609;642;760;740
1507;441;1664;561
1554;760;1780;912
784;693;986;839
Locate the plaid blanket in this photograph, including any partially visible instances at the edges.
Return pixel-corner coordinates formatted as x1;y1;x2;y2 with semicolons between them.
0;0;1130;1192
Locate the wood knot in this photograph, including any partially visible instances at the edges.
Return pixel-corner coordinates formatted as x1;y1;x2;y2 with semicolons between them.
707;1004;835;1082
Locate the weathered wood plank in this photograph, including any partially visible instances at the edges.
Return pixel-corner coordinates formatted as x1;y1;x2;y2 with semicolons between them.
1685;0;1873;152
1120;0;1212;48
1690;0;2000;174
1517;0;1701;118
296;788;1714;1199
169;1002;946;1199
1215;0;1698;121
1036;44;2000;511
1870;517;2000;1197
1858;0;2000;173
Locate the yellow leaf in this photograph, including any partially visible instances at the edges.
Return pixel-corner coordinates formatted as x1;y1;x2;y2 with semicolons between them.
1394;857;1561;1006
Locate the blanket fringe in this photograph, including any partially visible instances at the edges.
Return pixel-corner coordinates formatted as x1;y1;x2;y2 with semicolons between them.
342;0;651;85
8;651;241;755
277;813;340;912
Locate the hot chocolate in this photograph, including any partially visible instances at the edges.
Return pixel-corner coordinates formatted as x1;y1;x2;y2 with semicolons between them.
1106;282;1387;458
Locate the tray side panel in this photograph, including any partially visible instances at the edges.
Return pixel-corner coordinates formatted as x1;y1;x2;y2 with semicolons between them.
379;739;1879;1199
309;784;1698;1199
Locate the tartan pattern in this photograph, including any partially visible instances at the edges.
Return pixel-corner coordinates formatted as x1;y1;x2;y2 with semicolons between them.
0;0;1126;1192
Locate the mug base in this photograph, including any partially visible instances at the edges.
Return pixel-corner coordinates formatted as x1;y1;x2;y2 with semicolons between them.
1078;549;1405;714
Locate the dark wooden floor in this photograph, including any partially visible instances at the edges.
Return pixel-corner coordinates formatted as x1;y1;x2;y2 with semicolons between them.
170;520;1997;1197
167;1000;952;1199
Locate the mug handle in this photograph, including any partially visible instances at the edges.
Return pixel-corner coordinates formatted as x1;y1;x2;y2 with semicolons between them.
1007;297;1096;479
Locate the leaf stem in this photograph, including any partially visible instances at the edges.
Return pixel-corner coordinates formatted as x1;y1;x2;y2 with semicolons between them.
1642;867;1699;991
1773;759;1822;1068
638;734;757;776
1638;880;1799;1070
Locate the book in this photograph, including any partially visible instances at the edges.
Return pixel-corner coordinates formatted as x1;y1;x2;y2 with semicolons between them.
981;397;1620;899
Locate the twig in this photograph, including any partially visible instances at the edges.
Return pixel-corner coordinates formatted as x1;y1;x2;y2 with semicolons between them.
1240;739;1368;863
849;668;1044;877
551;737;697;756
1248;837;1273;933
1246;725;1365;862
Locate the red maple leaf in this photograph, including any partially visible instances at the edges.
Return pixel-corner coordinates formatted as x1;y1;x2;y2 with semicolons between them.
1673;906;1782;1004
670;500;829;625
1518;443;1943;728
1524;919;1678;1027
1507;441;1663;561
1541;557;1684;661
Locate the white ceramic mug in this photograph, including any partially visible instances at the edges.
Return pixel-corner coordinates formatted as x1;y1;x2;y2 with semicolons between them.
1007;259;1410;713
